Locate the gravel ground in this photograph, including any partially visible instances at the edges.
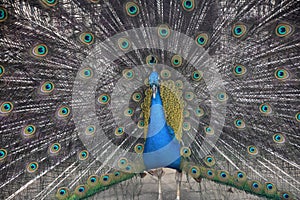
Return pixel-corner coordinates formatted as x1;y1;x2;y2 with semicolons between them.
91;168;265;200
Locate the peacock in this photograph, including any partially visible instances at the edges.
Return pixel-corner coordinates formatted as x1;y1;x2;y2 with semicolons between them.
0;0;299;199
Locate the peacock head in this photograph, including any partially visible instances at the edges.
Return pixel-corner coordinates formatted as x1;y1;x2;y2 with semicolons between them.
149;71;159;99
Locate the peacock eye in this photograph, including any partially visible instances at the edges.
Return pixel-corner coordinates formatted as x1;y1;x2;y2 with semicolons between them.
132;92;142;102
232;171;247;186
248;180;264;193
280;192;291;199
102;175;109;181
266;183;273;190
232;23;247;38
0;7;8;22
134;143;144;154
158;24;171;38
41;81;54;93
23;125;36;137
204;155;215;167
79;67;93;79
122;69;135;80
191;168;197;174
259;103;272;115
125;164;132;171
0;149;7;161
146;55;158;66
247;145;258;155
137;120;144;129
90;177;96;182
0;101;13;114
220;172;227;178
74;185;88;196
207;170;213;176
75;185;88;196
46;0;56;3
275;69;289;80
171;55;183;68
32;44;48;57
191;70;203;81
234;119;245;129
180;147;191;157
194;107;204;117
238;172;244;178
273;133;285;144
217;92;228;102
40;0;58;7
118;158;128;168
160;69;171;79
124;107;134;116
88;127;94;132
189;166;200;178
78;186;85;193
252;182;259;188
217;170;230;182
175;80;183;89
204;126;214;135
183;110;190;118
98;94;110;105
79;32;95;45
56;188;69;198
275;23;293;37
182;0;195;11
78;150;89;160
283;193;289;199
85;125;96;135
83;69;91;76
57;106;70;118
0;65;5;78
115;127;124;136
195;33;209;47
182;122;191;131
118;38;131;51
264;182;277;195
87;175;99;186
49;143;61;154
126;2;140;17
296;112;300;122
233;64;247;76
27;162;39;173
184;92;194;101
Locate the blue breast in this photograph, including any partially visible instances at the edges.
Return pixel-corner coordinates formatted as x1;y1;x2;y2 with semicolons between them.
143;88;181;170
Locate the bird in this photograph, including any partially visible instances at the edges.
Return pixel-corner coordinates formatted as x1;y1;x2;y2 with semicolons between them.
0;0;299;200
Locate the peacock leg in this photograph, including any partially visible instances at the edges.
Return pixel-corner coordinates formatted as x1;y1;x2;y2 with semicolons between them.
175;170;182;200
148;168;165;200
157;168;164;200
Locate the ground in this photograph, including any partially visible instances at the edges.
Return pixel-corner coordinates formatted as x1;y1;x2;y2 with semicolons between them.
93;168;265;200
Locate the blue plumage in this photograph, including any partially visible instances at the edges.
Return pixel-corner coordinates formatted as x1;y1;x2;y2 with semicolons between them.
143;72;181;170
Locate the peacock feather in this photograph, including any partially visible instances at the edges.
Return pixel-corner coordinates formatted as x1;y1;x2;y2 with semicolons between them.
0;0;299;200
